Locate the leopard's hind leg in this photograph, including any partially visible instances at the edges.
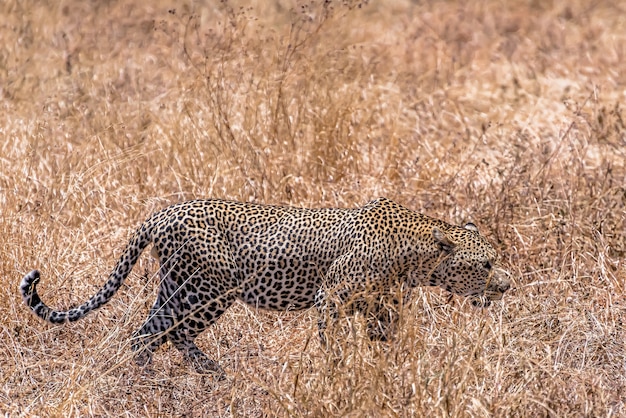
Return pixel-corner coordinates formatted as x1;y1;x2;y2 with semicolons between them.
166;291;235;376
156;229;239;376
130;267;174;367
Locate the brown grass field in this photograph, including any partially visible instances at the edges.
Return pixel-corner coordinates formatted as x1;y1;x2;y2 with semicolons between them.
1;0;625;416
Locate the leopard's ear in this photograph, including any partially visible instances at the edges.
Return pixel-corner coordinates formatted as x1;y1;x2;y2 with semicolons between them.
464;222;479;232
432;228;456;253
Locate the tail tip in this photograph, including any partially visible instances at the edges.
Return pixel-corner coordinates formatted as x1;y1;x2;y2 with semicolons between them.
21;269;41;293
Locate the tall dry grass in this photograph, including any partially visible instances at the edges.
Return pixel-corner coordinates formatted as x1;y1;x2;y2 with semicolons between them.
1;0;624;416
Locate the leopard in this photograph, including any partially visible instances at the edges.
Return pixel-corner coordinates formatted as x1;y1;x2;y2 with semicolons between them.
20;197;511;376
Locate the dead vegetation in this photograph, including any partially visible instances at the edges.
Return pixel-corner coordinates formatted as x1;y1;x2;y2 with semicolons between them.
1;0;624;416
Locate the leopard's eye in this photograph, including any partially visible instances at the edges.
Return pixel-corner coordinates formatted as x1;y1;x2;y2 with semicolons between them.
483;261;492;270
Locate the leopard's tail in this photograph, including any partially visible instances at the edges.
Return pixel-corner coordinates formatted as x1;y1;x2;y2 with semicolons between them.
20;222;153;324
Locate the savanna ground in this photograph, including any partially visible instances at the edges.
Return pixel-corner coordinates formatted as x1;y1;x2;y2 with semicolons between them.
1;0;625;416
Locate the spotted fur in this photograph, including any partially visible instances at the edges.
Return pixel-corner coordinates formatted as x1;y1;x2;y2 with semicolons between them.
20;197;510;375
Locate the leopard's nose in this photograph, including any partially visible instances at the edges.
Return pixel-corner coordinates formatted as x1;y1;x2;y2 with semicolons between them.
494;268;511;293
499;280;511;293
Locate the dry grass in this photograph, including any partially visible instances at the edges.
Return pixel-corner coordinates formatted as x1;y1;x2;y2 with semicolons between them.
1;0;625;416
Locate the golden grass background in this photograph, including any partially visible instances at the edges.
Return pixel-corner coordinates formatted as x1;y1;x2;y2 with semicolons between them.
1;0;625;416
